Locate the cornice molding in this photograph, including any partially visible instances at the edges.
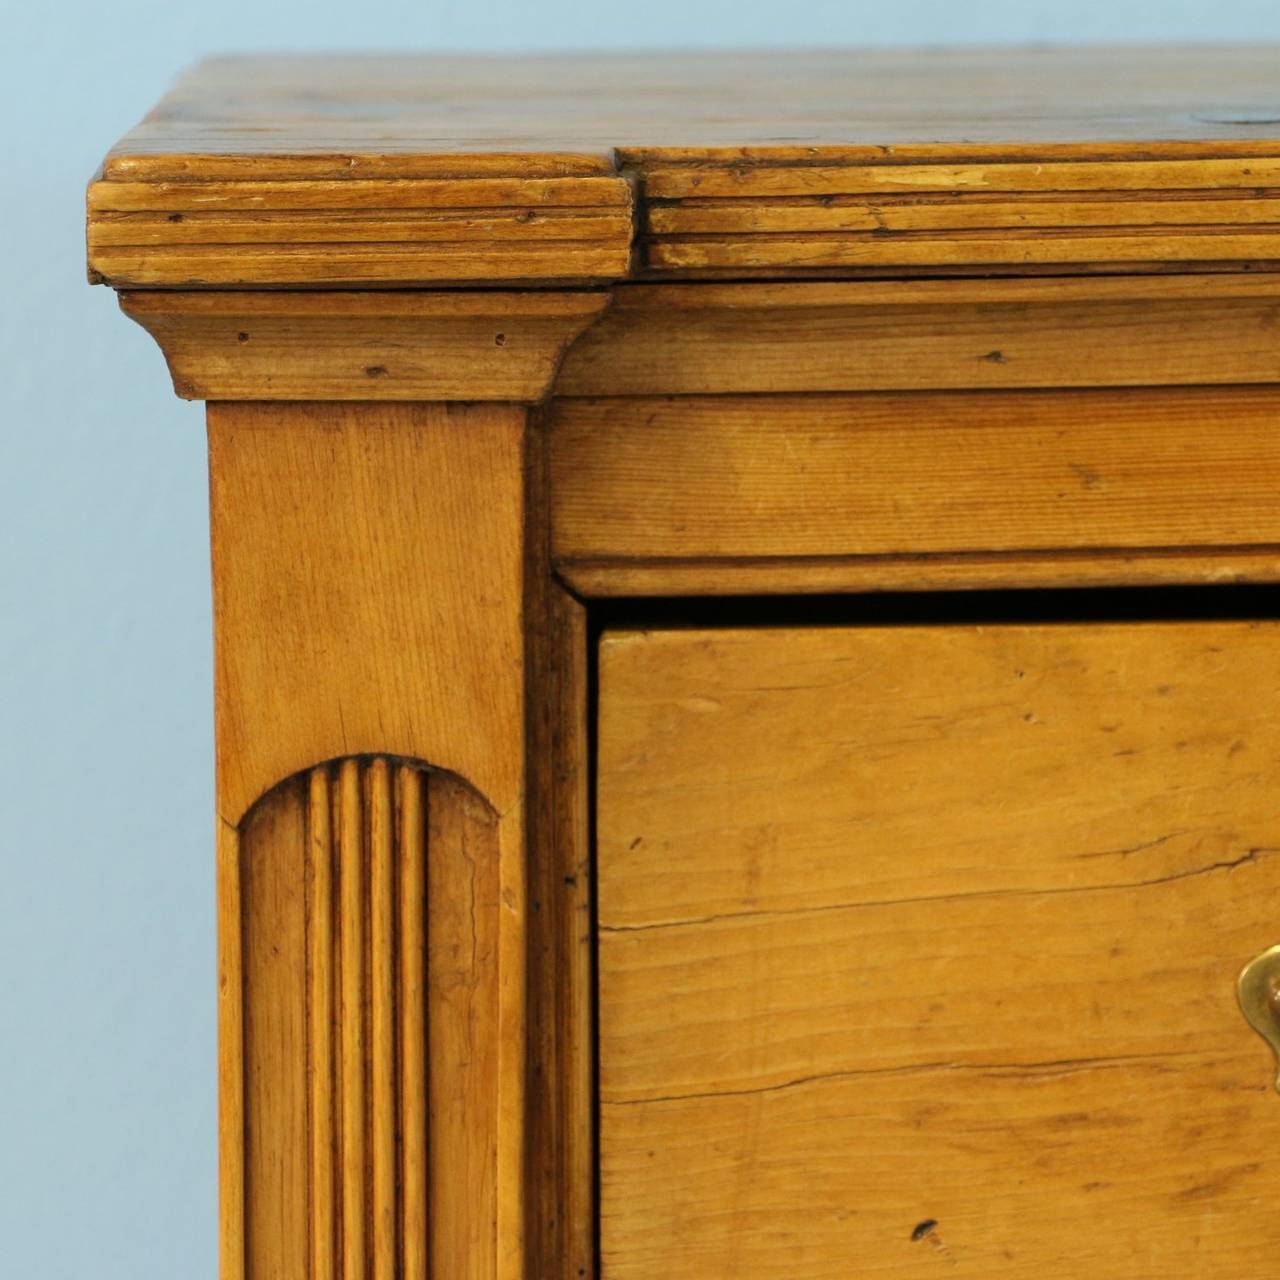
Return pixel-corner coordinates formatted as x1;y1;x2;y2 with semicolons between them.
88;50;1280;289
120;289;613;402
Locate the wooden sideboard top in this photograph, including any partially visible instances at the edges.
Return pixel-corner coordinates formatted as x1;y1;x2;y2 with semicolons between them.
88;46;1280;287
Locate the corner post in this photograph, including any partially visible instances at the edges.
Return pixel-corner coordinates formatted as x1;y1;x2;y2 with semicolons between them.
122;290;606;1280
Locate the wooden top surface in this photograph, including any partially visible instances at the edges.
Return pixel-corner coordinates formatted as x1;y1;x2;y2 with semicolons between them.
104;47;1280;171
89;47;1280;287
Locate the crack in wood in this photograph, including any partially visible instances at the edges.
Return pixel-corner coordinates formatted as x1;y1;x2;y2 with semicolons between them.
602;1048;1214;1107
600;845;1280;934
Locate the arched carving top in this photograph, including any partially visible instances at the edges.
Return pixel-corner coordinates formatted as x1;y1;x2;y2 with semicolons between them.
232;753;507;1279
239;753;499;829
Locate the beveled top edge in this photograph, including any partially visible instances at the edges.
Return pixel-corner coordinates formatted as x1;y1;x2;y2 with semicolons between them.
99;46;1280;182
87;48;1280;289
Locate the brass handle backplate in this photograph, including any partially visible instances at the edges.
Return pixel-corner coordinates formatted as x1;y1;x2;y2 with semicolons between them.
1238;945;1280;1093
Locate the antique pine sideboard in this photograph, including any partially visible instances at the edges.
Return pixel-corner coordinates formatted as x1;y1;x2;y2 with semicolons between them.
89;47;1280;1279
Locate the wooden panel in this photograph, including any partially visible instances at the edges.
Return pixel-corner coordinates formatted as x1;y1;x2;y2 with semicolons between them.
122;291;611;402
555;277;1280;397
210;402;532;1280
88;48;1280;284
525;580;594;1280
240;776;309;1280
426;771;503;1279
598;621;1280;1277
233;758;502;1280
209;401;526;825
551;389;1280;574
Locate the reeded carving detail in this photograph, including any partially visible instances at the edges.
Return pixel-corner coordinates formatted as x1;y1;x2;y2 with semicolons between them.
305;757;428;1280
233;753;505;1280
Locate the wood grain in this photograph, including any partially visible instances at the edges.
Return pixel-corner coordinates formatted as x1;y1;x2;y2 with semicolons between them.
397;765;428;1280
240;776;309;1280
209;401;526;825
368;760;395;1280
211;403;532;1280
598;621;1280;1277
559;547;1280;599
88;172;633;287
337;760;366;1280
646;233;1280;274
122;276;1280;407
525;569;594;1280
427;772;503;1280
304;769;335;1280
556;277;1280;396
102;48;1280;166
234;760;503;1280
217;817;246;1280
89;48;1280;284
551;388;1280;573
122;291;612;402
642;162;1280;272
95;46;1280;1280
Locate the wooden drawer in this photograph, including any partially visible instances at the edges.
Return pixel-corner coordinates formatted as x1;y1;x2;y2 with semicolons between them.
598;618;1280;1277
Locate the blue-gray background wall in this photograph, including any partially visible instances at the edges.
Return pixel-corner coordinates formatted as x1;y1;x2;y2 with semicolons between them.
4;3;1280;1275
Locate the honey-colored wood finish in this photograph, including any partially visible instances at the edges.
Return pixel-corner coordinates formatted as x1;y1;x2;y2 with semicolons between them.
209;402;526;821
238;758;445;1280
122;291;611;401
100;47;1280;168
89;45;1280;1280
88;173;633;286
598;622;1280;1277
551;387;1280;579
210;404;531;1280
524;580;594;1280
558;549;1280;600
556;276;1280;396
88;47;1280;285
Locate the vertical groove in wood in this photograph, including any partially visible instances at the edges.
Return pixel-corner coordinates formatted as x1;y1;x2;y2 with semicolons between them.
296;757;434;1280
307;769;337;1280
210;399;530;1280
338;759;368;1280
369;760;397;1280
238;756;493;1280
398;765;429;1280
217;818;246;1280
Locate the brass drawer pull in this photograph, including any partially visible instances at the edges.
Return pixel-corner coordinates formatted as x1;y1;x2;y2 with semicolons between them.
1238;945;1280;1092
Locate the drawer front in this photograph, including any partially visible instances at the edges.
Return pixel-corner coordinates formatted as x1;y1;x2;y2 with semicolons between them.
598;620;1280;1277
552;387;1280;572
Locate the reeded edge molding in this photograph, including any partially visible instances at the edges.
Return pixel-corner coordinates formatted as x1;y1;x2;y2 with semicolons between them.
120;289;613;402
86;145;1280;284
86;168;635;288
